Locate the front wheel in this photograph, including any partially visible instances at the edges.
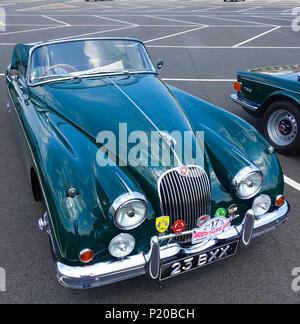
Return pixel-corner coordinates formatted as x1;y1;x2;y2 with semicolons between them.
263;101;300;155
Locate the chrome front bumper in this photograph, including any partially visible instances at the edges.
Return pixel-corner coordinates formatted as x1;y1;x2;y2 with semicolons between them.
56;201;289;289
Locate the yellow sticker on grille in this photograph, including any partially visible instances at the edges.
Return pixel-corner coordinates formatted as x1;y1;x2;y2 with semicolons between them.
156;216;170;233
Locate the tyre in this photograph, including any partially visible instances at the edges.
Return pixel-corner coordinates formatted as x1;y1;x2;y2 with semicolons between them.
263;100;300;155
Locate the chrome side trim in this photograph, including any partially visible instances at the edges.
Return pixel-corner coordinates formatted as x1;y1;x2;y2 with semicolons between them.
6;81;59;257
241;77;300;96
115;172;133;193
56;201;289;289
231;94;259;111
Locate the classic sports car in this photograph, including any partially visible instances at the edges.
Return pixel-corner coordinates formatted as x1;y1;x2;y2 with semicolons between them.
6;38;289;289
231;65;300;154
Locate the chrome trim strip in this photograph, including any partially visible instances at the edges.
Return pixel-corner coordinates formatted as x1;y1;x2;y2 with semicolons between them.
115;172;133;193
241;77;300;96
231;94;259;111
5;80;59;256
56;201;289;289
28;71;157;87
108;77;183;166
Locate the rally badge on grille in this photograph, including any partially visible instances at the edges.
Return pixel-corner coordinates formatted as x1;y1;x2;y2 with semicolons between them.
172;220;186;233
156;216;170;233
192;217;231;244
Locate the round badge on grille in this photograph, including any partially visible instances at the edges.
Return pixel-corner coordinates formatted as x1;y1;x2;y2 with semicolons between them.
172;220;186;233
196;215;211;228
178;166;189;176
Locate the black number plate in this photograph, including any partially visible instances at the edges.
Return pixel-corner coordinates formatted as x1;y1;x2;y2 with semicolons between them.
159;241;239;281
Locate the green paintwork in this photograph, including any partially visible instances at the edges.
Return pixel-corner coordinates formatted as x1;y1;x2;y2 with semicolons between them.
236;65;300;117
6;43;285;267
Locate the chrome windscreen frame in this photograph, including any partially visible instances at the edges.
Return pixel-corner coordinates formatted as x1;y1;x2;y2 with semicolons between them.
25;37;157;87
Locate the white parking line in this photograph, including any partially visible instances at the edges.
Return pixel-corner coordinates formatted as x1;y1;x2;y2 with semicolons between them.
47;25;138;42
233;26;281;47
0;25;68;37
284;176;300;192
145;15;201;25
147;45;300;49
251;15;293;22
192;6;224;12
197;14;276;26
147;5;186;13
93;15;137;26
41;15;71;27
144;25;208;44
237;6;262;13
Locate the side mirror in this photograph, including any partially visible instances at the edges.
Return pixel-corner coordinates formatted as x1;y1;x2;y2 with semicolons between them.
157;59;164;72
8;69;19;82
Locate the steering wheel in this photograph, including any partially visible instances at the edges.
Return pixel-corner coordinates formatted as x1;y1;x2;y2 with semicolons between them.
42;64;78;76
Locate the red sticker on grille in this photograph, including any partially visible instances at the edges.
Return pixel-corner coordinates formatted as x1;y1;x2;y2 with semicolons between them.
173;220;186;233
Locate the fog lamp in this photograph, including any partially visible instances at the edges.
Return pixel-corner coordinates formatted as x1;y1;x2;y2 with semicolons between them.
252;194;271;217
109;233;135;258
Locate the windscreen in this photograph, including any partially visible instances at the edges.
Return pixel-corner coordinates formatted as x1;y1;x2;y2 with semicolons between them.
29;39;155;84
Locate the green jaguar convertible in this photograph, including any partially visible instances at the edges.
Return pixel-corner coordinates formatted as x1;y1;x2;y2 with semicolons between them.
6;38;289;289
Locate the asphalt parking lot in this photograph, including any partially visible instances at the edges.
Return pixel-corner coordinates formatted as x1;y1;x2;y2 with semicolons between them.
0;0;300;304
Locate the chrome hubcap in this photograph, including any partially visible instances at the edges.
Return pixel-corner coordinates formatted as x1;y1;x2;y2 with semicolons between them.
267;110;298;146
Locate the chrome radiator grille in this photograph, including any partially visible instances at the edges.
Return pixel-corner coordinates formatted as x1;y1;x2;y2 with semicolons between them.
158;166;211;243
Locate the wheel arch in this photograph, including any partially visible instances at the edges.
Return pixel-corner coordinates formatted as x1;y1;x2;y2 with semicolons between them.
260;92;300;117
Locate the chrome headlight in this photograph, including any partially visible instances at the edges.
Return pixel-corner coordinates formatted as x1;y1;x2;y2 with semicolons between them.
232;166;263;199
252;194;271;217
109;192;148;230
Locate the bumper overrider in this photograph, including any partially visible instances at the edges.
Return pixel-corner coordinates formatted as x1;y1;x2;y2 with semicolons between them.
56;201;289;289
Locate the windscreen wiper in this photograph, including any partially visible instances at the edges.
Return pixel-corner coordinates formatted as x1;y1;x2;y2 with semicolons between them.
77;70;131;78
32;74;82;83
